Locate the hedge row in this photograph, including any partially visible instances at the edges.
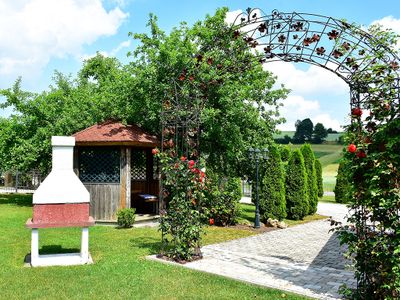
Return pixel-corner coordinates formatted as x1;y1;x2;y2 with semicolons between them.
255;144;323;221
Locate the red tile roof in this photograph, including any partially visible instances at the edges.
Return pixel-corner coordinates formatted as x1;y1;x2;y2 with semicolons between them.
72;121;159;147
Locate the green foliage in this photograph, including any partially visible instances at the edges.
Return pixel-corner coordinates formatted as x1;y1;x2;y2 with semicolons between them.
0;9;288;178
130;8;288;177
259;145;286;221
312;123;328;144
204;171;242;226
156;152;207;262
293;118;313;144
335;24;400;298
314;159;324;198
279;145;291;162
300;144;318;214
116;208;136;228
285;149;308;220
334;159;351;203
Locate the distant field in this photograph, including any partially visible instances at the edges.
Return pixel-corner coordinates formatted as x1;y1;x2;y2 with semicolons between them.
274;131;343;142
287;144;343;193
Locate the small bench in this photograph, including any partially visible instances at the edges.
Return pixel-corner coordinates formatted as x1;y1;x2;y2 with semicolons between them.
138;194;159;214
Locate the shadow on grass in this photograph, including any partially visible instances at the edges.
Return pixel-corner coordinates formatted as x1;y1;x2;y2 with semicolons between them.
129;236;163;254
0;193;32;207
40;245;80;255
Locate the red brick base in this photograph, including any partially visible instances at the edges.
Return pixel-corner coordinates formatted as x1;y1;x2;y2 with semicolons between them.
27;203;94;228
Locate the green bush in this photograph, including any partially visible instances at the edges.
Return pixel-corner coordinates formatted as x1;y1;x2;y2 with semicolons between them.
259;145;286;221
285;149;308;220
300;144;318;214
279;145;291;162
116;208;136;228
334;159;351;203
205;171;242;226
314;159;324;198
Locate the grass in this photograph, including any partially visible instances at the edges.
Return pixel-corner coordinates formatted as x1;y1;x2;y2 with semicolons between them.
0;193;310;300
238;203;328;226
319;195;336;203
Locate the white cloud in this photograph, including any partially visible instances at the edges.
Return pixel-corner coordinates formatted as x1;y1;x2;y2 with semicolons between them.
371;16;400;34
264;61;348;96
277;95;343;132
80;40;131;63
0;0;128;77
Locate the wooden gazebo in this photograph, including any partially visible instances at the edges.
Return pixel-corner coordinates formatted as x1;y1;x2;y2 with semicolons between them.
72;120;160;222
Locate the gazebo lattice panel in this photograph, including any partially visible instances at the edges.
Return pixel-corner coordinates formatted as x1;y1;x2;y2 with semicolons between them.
78;147;120;183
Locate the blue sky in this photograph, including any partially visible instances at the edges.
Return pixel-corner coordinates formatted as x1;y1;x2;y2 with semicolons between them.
1;0;399;130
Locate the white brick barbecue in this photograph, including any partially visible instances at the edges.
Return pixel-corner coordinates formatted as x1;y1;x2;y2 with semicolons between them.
26;136;94;267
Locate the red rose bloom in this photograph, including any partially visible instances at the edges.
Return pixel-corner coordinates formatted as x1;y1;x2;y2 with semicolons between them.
151;148;159;155
209;218;214;225
188;160;195;168
348;144;357;153
356;150;367;158
351;108;363;117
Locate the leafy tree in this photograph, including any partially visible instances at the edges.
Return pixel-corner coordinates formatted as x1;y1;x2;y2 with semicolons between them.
285;149;308;220
130;9;289;177
334;159;351;203
0;9;289;176
292;118;313;144
259;145;286;221
327;128;338;134
312;123;328;144
314;159;324;197
300;144;318;214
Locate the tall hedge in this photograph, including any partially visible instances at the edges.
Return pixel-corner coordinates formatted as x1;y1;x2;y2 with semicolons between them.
285;149;308;220
334;159;351;203
314;159;324;198
300;144;318;214
279;145;291;162
259;145;286;221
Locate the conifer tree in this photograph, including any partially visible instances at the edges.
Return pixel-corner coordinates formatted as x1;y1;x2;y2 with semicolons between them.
301;144;318;214
334;160;351;203
259;145;286;221
315;159;324;198
285;149;308;220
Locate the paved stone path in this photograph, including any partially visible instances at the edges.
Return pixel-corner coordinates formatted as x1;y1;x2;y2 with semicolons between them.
183;202;355;299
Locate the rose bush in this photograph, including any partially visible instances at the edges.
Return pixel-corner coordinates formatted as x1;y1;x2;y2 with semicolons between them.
155;149;207;261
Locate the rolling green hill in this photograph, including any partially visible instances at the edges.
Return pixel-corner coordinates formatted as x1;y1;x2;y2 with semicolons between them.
274;131;343;143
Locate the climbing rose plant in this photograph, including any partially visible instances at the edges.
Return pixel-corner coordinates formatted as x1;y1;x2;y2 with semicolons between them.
155;150;207;261
335;25;400;299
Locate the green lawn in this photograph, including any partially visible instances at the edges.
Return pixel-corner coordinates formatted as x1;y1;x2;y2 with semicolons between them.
0;194;310;300
238;203;327;226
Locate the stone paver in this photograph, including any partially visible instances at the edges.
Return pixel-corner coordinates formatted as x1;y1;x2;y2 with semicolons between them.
183;202;355;300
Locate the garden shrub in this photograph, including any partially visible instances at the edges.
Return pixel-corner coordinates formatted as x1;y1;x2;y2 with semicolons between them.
116;208;136;228
334;159;351;204
157;153;207;262
285;149;308;220
279;145;291;162
259;144;286;221
204;170;242;226
300;144;318;214
314;159;324;198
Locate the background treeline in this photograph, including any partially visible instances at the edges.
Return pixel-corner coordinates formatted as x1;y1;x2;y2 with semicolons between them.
274;118;344;144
